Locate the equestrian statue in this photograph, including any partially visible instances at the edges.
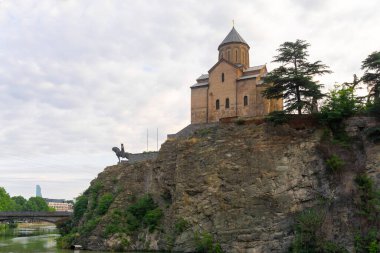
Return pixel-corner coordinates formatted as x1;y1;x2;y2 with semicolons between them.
112;143;131;163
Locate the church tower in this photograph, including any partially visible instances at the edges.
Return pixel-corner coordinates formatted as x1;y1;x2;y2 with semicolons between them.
218;27;250;68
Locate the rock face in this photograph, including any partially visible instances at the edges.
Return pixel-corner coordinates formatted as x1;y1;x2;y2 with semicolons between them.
72;117;380;253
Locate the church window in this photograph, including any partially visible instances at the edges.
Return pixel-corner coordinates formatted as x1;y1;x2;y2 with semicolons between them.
219;52;223;60
235;50;238;62
244;96;248;106
226;98;230;109
242;51;245;65
222;73;224;82
216;99;220;110
227;50;230;61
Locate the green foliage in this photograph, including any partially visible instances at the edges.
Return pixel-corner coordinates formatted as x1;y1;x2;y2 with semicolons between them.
319;85;361;145
194;232;215;253
366;101;380;119
354;174;380;217
80;217;100;235
354;175;380;252
235;118;245;125
96;193;114;215
365;127;380;144
263;39;331;114
101;194;163;237
289;208;347;253
11;196;27;211
143;208;163;231
326;155;345;173
127;194;157;220
24;197;50;211
175;218;190;234
266;110;289;125
321;86;361;122
73;195;88;222
0;187;15;211
362;51;380;103
56;233;78;249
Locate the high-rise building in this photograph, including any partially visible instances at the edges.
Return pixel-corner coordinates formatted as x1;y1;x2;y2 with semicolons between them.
36;185;42;197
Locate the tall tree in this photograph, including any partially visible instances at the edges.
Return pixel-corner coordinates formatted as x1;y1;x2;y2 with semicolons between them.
263;40;331;114
24;197;49;211
361;51;380;103
0;187;16;211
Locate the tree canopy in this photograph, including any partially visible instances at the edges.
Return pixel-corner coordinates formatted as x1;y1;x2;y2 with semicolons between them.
263;39;331;114
0;187;51;212
361;51;380;103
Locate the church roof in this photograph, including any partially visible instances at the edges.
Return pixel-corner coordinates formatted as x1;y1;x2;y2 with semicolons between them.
218;27;249;50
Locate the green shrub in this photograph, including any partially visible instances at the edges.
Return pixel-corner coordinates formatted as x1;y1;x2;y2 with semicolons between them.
80;217;100;235
73;195;88;222
175;218;190;234
235;118;245;125
57;233;78;249
368;240;379;253
143;208;163;231
326;154;345;173
195;232;214;253
97;193;114;215
367;101;380;119
127;194;157;220
365;127;380;144
266;110;288;125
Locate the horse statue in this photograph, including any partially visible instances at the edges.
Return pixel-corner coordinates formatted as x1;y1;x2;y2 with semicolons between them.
112;143;130;163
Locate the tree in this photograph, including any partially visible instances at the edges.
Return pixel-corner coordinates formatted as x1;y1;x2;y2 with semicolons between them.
263;40;331;114
11;196;27;211
24;197;49;211
362;51;380;103
0;187;16;211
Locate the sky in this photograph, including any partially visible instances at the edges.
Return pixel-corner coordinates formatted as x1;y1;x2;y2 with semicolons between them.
0;0;379;200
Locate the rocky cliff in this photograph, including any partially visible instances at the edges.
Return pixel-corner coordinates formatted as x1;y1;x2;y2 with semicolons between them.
62;117;380;253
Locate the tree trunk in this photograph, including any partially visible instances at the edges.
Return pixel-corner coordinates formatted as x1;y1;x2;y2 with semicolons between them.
294;59;302;115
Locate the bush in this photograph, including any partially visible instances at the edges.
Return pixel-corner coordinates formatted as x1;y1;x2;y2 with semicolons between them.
73;195;88;222
175;218;190;234
326;155;345;173
194;232;214;253
80;217;100;235
365;127;380;144
127;194;157;220
97;193;114;215
266;110;289;125
143;208;163;231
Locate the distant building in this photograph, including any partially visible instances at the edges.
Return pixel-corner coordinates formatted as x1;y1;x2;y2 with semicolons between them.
190;27;283;124
36;185;42;197
44;198;73;212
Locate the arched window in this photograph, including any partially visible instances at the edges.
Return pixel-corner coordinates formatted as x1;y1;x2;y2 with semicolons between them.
216;99;220;110
235;50;238;62
244;96;248;106
225;98;230;109
221;73;224;82
227;50;230;61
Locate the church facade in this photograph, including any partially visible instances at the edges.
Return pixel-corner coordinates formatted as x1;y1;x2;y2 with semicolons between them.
190;27;283;124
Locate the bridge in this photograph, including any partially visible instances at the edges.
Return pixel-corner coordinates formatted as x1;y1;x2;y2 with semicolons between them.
0;211;72;224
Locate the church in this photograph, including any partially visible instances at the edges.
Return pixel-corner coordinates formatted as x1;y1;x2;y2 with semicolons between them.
190;27;283;124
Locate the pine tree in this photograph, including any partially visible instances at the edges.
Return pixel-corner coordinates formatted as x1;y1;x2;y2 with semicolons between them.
361;51;380;103
263;40;331;114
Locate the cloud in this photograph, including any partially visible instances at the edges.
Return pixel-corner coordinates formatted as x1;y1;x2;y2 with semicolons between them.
0;0;379;199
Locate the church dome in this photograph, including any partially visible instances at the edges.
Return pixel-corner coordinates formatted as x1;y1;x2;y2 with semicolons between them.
218;27;250;50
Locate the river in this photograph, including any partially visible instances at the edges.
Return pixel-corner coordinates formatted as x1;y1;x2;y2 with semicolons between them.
0;223;109;253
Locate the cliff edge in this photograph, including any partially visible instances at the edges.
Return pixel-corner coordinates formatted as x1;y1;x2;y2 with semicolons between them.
59;117;380;253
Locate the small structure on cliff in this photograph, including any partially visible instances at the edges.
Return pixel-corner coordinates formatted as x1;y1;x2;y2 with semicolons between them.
112;143;158;164
190;26;283;124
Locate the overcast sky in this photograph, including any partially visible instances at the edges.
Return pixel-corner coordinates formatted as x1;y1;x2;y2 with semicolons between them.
0;0;379;200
